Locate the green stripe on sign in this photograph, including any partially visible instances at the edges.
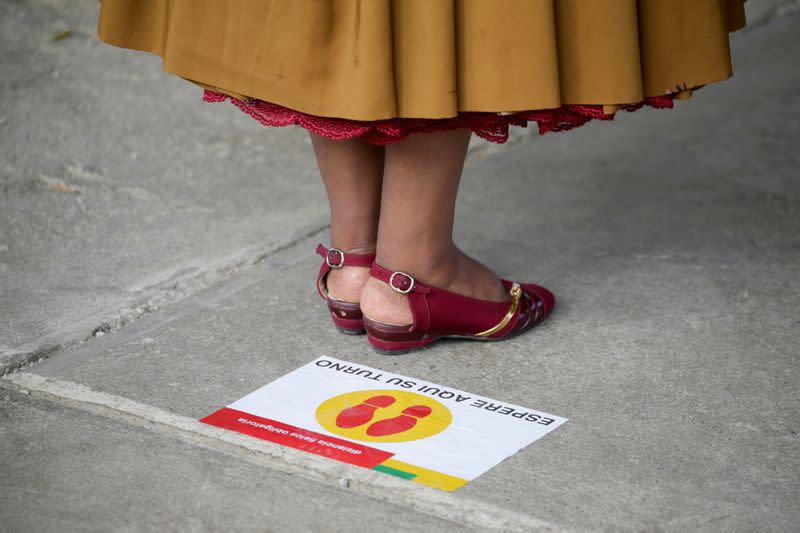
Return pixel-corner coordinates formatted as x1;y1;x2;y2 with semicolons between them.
373;464;417;480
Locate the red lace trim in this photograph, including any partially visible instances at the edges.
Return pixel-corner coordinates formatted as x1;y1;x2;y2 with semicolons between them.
203;90;674;145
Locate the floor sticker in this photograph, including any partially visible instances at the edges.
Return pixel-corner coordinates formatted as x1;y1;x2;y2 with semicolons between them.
201;357;567;491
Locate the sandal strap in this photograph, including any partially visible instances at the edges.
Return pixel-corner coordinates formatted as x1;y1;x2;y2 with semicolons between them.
316;244;375;268
369;262;430;295
316;244;375;300
474;283;523;337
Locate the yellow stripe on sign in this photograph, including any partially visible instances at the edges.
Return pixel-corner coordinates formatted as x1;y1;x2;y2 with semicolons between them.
379;459;468;492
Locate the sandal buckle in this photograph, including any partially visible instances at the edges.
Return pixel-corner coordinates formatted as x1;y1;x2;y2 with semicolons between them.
326;248;345;269
389;271;415;294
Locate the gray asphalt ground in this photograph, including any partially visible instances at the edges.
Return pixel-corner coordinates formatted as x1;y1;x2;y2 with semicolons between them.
2;1;799;531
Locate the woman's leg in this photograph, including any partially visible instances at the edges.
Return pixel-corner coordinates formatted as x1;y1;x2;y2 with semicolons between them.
309;132;384;302
360;128;509;325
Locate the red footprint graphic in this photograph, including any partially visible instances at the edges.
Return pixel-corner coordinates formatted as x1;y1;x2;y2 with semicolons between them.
366;405;432;437
335;395;396;429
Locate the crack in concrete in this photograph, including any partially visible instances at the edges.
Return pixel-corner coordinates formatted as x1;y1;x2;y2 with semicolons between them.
1;223;329;376
1;372;564;533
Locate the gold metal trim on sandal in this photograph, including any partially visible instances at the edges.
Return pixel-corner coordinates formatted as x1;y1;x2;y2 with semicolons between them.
474;283;523;337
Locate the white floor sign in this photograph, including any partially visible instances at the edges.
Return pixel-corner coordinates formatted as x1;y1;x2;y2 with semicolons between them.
202;356;567;491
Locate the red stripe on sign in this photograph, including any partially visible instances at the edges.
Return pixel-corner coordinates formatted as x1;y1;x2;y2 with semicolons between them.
200;407;393;468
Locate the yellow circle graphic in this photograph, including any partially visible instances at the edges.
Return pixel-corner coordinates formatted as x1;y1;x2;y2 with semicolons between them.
316;389;452;443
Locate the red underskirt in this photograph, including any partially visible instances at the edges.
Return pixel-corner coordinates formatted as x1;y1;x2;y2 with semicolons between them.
203;90;675;145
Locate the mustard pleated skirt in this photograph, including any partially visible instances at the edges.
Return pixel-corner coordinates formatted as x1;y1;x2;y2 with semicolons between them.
97;0;747;144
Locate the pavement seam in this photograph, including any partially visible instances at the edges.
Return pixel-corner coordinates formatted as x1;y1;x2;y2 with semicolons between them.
1;372;566;533
0;223;328;377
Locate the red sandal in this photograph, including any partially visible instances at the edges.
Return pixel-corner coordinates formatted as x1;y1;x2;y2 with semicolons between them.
362;262;555;354
316;244;376;335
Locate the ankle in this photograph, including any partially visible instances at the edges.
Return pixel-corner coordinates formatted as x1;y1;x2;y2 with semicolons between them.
375;248;509;303
329;234;377;256
375;246;460;291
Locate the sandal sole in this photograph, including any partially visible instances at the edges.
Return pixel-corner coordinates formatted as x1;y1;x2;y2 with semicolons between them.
367;311;553;355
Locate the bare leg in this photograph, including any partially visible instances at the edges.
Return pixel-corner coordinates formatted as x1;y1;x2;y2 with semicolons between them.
309;132;384;302
360;128;509;325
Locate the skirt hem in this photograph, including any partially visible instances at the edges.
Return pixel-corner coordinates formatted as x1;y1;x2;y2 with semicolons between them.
203;90;676;145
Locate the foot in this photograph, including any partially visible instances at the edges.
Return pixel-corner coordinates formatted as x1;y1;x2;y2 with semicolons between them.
360;248;509;325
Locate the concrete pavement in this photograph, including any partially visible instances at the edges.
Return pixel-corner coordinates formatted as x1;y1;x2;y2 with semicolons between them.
2;1;799;531
0;0;329;369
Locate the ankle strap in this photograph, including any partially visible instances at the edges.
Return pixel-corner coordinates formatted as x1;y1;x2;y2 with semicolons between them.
316;244;375;268
369;263;431;295
316;244;376;301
